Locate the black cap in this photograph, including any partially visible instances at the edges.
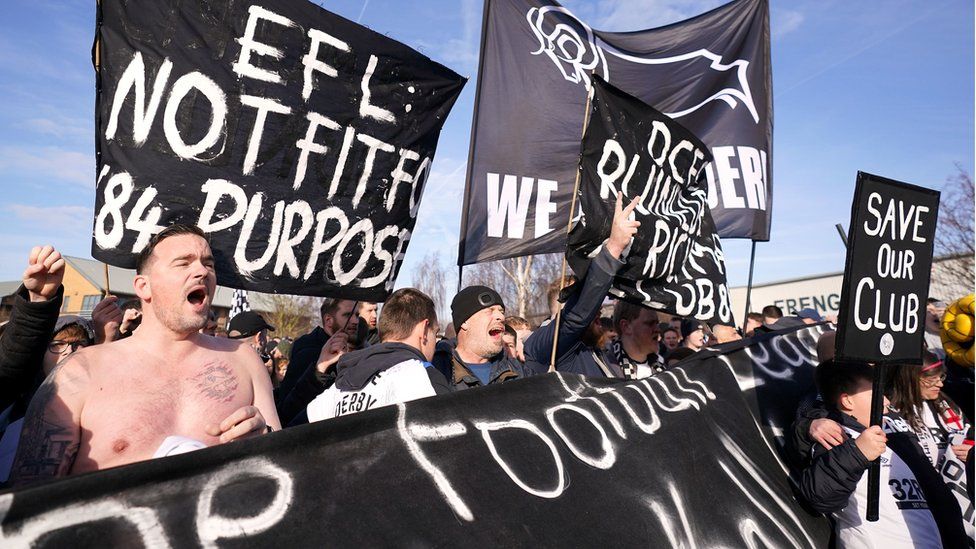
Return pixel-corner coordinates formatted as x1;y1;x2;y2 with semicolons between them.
680;319;703;339
452;286;504;329
228;311;275;339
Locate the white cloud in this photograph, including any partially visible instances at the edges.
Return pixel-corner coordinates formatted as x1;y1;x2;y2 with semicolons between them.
416;0;480;72
584;0;724;32
0;146;93;188
772;9;805;40
7;204;93;233
20;116;91;140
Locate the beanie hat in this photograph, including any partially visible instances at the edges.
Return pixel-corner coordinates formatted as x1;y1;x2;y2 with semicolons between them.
680;319;703;340
451;286;505;330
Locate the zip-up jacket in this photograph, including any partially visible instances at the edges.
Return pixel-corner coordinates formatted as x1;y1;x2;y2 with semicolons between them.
799;411;967;548
0;284;63;410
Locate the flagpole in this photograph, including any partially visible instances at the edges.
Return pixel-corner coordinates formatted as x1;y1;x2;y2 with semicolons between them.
102;263;111;296
455;0;492;274
741;240;756;333
549;85;594;373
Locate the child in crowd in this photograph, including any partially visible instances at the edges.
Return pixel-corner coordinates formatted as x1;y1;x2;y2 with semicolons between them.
799;359;967;548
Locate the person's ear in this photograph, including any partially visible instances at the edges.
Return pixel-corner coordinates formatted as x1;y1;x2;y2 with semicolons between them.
134;274;151;301
421;319;430;345
839;393;853;412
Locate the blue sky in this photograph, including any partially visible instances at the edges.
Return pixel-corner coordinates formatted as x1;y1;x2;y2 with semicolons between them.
0;0;972;290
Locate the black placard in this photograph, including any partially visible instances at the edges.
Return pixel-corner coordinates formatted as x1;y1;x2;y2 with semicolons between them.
836;172;940;363
458;0;773;266
568;77;733;324
92;0;465;300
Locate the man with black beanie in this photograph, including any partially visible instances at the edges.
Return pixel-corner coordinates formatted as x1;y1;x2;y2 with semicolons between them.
431;286;530;390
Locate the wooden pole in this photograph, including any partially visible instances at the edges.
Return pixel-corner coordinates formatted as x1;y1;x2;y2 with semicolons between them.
741;240;757;334
102;263;111;296
549;86;595;373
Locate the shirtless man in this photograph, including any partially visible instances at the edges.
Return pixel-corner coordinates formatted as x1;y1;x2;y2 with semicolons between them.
9;225;281;486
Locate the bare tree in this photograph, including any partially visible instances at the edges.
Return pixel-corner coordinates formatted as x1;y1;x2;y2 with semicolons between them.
463;252;567;324
934;166;975;283
411;251;453;326
265;294;316;339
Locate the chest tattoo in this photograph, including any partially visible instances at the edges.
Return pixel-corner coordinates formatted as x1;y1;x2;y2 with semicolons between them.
191;362;239;403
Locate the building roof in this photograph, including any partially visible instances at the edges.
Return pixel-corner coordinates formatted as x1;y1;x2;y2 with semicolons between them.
2;256;276;312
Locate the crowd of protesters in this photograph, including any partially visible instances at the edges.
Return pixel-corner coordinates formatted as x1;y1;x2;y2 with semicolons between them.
0;212;972;547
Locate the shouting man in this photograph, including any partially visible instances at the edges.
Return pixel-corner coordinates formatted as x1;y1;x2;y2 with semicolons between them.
9;225;280;486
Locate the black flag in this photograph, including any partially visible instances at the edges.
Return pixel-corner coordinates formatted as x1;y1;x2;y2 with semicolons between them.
458;0;772;266
569;77;734;325
93;0;465;300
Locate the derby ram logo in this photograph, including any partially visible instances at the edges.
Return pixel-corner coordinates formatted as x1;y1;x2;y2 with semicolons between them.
526;6;760;124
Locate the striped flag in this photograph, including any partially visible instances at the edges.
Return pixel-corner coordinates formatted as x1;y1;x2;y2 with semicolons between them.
228;288;250;328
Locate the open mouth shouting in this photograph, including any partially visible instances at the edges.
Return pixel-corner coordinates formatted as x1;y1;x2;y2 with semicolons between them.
186;285;210;313
488;325;505;341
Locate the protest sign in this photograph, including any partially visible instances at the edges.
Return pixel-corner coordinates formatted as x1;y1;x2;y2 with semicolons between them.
93;0;465;300
568;77;733;324
0;331;831;547
835;172;940;363
458;0;772;266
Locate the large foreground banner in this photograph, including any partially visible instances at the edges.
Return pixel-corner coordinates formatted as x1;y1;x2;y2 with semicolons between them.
93;0;465;300
0;328;832;547
459;0;772;265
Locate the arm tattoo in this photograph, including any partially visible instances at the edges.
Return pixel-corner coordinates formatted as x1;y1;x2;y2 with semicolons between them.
8;376;80;487
192;362;239;403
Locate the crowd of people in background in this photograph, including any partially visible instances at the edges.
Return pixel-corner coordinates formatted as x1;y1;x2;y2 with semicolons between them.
0;218;972;547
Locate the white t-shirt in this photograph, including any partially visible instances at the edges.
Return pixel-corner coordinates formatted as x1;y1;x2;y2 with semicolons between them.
833;416;943;549
307;359;437;422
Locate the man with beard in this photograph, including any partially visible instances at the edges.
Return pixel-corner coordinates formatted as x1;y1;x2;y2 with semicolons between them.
8;225;280;487
432;286;529;390
523;195;640;377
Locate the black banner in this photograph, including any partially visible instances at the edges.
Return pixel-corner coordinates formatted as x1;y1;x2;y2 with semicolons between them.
93;0;465;300
836;172;940;363
0;328;832;547
568;77;732;324
458;0;772;266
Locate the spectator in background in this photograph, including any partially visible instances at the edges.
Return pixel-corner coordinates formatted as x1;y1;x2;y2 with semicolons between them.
433;286;529;389
660;327;680;356
710;324;741;344
357;302;380;347
924;298;946;360
505;316;532;362
304;289;450;422
119;298;143;337
609;301;663;379
523;194;640;378
0;245;65;412
228;311;276;372
90;296;123;345
744;312;763;337
762;305;783;327
666;347;696;368
0;316;95;482
268;339;291;389
794;308;824;325
680;320;706;352
278;298;359;402
599;317;617;346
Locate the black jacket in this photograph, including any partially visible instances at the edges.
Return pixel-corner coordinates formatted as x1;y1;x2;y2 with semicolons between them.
523;247;623;377
799;411;968;548
277;326;330;403
0;285;63;410
431;341;529;391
